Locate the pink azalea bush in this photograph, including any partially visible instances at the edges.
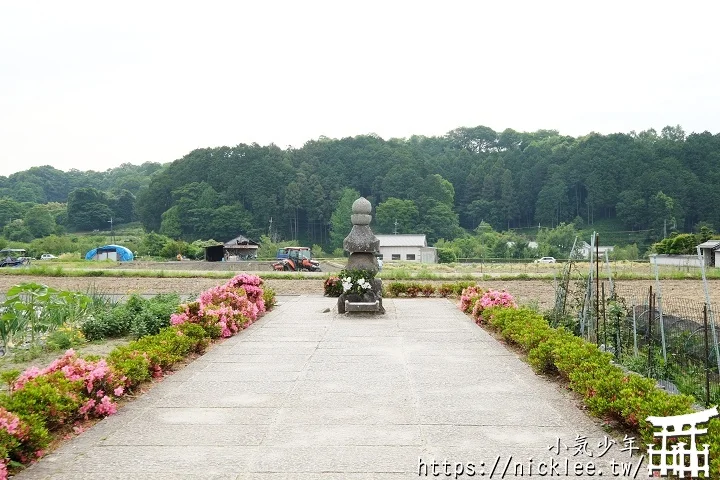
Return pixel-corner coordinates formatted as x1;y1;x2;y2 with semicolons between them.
0;274;271;476
0;407;30;479
459;285;485;314
171;274;265;338
470;290;517;324
0;349;128;476
11;349;126;419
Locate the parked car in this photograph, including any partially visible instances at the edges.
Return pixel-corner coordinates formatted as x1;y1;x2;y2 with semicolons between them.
534;256;556;264
40;253;58;260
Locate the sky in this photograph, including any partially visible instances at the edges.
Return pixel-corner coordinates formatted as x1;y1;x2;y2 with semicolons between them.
1;1;719;176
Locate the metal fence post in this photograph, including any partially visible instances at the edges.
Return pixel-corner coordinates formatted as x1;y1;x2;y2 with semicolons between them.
601;282;608;353
647;288;654;377
632;301;638;357
704;304;711;407
653;257;667;362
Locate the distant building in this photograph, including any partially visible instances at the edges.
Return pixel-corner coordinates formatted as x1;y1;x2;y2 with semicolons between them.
204;234;259;262
577;242;614;259
647;239;720;269
375;234;437;263
697;240;720;268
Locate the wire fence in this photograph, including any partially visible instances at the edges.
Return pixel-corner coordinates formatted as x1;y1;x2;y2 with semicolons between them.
558;279;720;406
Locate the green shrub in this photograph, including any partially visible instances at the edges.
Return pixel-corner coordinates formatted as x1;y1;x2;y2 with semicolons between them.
0;373;83;430
421;284;435;297
463;302;700;465
0;411;50;464
175;322;211;354
405;283;421;297
108;347;152;386
108;323;211;387
386;282;407;297
81;293;178;341
128;294;177;338
45;328;86;351
438;284;453;297
80;309;130;341
453;282;475;296
263;287;277;309
437;248;457;264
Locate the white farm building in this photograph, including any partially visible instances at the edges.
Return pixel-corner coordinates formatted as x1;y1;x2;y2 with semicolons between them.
375;234;437;263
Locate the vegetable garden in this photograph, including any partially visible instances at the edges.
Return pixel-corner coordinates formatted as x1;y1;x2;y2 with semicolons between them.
0;274;275;478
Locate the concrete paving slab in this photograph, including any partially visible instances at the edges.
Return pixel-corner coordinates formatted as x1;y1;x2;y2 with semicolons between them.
14;296;635;479
102;423;267;446
262;423;422;447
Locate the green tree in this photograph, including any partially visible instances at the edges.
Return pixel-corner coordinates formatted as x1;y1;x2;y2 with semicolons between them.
419;174;454;207
536;223;578;258
500;169;519;229
139;232;171;257
418;200;461;243
159;206;182;238
108;189;136;225
67;187;113;231
615;190;647;230
0;198;25;228
3;219;33;242
328;188;360;251
284;181;303;241
24;205;55;238
648;191;676;238
203;204;253;241
375;198;419;234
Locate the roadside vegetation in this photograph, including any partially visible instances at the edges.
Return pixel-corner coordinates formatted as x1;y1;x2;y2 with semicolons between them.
457;285;720;477
0;275;275;478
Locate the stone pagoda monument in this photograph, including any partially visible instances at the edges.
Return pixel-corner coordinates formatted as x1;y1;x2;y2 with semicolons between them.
337;197;385;314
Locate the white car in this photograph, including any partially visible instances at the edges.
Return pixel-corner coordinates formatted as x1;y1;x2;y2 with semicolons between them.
40;254;58;260
534;256;556;264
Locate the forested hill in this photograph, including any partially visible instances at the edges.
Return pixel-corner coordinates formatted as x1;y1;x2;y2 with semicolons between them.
3;125;720;249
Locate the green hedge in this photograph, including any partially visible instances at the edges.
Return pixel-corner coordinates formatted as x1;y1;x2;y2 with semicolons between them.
474;306;720;473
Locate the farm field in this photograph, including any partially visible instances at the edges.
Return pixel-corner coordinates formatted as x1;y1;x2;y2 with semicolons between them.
0;275;718;312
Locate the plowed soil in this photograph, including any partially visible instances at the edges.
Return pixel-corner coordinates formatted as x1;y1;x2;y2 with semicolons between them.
0;275;718;311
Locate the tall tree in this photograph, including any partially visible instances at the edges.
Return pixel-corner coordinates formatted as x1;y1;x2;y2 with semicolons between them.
24;205;55;238
328;188;360;252
375;198;419;234
66;187;113;231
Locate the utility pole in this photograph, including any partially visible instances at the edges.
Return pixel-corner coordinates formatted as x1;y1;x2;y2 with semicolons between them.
269;217;273;237
108;217;114;243
393;219;398;234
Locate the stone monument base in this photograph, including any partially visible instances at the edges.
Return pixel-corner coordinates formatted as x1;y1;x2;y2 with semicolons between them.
337;287;385;314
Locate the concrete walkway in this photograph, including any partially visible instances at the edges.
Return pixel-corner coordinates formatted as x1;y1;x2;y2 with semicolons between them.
16;296;640;479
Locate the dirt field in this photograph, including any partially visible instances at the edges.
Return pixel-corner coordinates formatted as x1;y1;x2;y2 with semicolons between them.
0;275;718;311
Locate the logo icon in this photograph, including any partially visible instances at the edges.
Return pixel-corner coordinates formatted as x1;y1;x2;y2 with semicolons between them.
646;406;718;478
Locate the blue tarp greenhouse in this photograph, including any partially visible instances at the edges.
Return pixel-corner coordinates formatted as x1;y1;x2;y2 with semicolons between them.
85;244;134;262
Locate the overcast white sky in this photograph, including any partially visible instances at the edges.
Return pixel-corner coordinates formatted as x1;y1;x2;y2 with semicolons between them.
1;1;719;176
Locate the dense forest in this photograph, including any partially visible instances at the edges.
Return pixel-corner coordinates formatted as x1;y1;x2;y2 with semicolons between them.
2;124;720;256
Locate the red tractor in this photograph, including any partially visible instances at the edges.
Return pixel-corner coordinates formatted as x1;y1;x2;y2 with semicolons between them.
272;247;321;272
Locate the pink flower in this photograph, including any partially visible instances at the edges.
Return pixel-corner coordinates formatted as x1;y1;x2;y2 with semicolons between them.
79;399;96;417
94;396;117;416
114;386;125;396
0;407;22;436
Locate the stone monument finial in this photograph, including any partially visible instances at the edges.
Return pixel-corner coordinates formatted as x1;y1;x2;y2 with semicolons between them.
351;197;372;226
